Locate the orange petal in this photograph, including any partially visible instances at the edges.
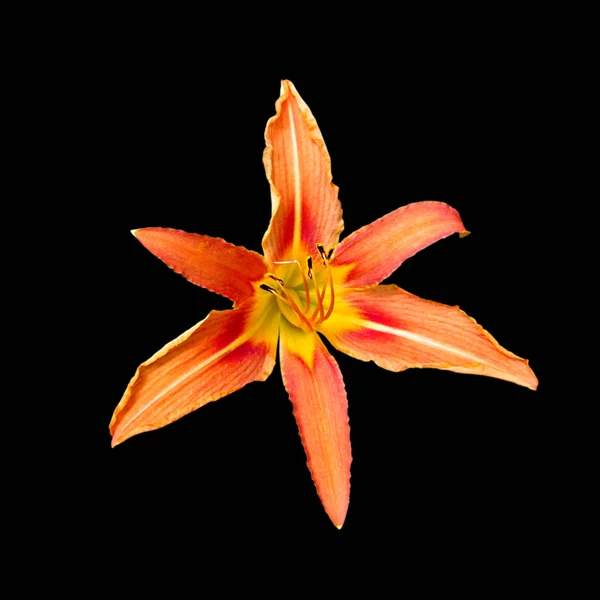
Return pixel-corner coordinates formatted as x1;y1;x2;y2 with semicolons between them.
320;285;537;390
334;202;468;287
132;228;268;306
110;295;280;446
279;320;352;528
262;80;344;263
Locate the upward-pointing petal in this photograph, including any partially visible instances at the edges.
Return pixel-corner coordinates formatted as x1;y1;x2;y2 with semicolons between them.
262;80;344;263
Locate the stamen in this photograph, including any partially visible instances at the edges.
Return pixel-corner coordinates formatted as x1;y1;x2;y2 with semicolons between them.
273;259;310;312
278;286;314;331
266;273;285;285
310;272;326;322
260;284;278;295
271;245;337;329
318;267;336;323
316;243;327;263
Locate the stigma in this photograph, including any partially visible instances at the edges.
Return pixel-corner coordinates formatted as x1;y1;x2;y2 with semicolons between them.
260;243;337;332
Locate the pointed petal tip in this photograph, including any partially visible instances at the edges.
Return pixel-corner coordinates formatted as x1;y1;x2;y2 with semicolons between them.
459;230;471;238
335;524;343;530
321;286;539;391
110;417;130;448
526;363;539;391
278;79;297;101
110;427;125;448
130;228;140;237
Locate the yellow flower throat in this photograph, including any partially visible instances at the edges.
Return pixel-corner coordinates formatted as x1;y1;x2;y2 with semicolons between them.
260;243;336;332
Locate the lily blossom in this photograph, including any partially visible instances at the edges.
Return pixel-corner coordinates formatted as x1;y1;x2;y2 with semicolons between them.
110;80;537;528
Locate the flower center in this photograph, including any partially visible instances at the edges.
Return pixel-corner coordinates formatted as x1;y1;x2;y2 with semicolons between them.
260;243;336;332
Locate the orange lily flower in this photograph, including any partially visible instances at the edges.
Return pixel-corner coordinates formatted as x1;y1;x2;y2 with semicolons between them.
110;80;537;529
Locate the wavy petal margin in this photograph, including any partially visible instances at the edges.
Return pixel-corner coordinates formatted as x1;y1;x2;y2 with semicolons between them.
132;228;268;306
279;320;352;528
334;201;468;287
262;80;344;264
110;295;280;446
320;285;537;390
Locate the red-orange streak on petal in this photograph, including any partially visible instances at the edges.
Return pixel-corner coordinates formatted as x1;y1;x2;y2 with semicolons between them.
279;322;352;528
262;80;344;263
133;228;268;306
110;297;280;447
321;285;537;390
334;202;468;287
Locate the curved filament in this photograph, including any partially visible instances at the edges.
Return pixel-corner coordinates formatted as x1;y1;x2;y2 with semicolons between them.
267;245;337;330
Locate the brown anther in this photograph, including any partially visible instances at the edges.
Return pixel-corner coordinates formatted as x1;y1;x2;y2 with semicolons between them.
259;283;278;294
316;243;327;262
307;256;313;279
327;248;334;260
267;273;285;285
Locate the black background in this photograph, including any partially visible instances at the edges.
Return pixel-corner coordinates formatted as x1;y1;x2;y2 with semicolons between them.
49;30;561;583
